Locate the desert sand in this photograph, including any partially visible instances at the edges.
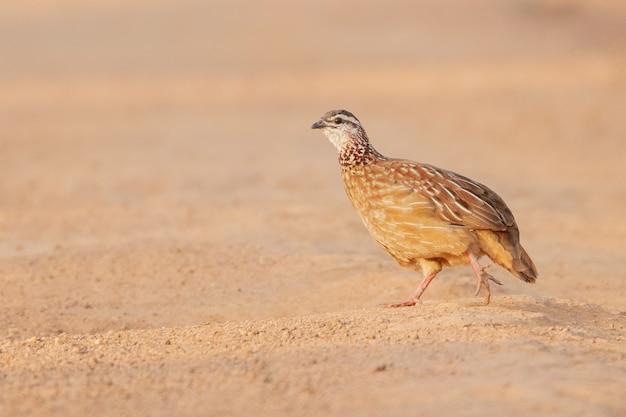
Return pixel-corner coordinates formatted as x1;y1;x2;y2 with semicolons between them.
1;1;625;416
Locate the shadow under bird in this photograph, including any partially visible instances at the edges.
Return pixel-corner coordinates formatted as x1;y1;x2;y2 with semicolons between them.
312;110;538;306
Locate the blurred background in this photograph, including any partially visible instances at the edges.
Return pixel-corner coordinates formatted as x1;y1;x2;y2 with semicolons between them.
2;2;626;416
1;0;625;336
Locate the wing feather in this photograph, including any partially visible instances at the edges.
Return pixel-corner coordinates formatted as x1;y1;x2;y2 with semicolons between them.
373;160;517;232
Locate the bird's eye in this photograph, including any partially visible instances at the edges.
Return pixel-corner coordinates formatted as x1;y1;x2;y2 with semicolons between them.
334;118;343;124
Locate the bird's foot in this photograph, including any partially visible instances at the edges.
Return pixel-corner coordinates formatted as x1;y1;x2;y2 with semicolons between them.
474;271;501;295
467;253;500;306
472;268;500;305
483;266;503;286
386;298;421;308
477;271;499;305
385;271;438;308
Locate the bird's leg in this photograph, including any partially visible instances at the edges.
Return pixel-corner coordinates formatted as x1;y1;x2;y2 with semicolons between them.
467;252;501;305
387;259;443;308
387;271;439;308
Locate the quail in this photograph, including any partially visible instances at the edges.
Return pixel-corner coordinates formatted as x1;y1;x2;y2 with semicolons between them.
312;109;538;306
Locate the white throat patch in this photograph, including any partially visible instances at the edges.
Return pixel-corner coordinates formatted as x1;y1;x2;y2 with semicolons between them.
324;129;349;152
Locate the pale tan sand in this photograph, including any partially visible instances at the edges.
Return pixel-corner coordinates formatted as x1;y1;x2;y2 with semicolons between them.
1;1;625;416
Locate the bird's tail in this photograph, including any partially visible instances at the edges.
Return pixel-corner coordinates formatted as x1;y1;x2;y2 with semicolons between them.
476;230;538;283
512;245;538;283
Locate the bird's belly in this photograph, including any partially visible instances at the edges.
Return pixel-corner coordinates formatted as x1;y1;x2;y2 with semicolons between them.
342;168;477;265
359;209;476;264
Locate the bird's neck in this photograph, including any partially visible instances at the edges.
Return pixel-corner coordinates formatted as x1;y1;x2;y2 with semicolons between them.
338;132;385;168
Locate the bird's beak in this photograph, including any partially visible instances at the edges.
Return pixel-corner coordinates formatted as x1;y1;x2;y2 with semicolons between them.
311;120;326;129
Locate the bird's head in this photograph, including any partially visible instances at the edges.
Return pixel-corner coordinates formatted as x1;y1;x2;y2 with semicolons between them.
311;109;367;151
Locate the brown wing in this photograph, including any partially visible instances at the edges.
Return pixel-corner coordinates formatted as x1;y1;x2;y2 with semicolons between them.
375;159;517;232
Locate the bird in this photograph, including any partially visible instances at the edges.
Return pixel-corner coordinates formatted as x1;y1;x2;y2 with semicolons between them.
311;109;538;306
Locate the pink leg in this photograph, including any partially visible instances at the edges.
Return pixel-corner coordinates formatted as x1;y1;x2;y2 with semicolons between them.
388;271;439;308
467;252;501;305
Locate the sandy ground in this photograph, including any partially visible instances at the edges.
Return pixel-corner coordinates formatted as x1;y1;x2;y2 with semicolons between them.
1;1;626;416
